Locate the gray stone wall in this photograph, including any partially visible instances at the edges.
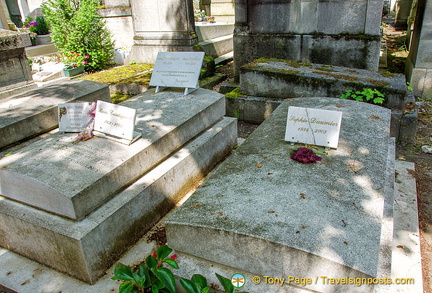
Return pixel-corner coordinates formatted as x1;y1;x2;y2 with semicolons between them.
234;0;383;77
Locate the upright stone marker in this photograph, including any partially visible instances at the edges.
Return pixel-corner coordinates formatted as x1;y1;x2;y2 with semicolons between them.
128;0;198;63
233;0;383;77
150;52;205;95
285;107;342;148
58;102;94;132
93;100;139;144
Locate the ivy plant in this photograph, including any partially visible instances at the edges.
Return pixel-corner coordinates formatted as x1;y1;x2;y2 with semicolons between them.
339;88;385;105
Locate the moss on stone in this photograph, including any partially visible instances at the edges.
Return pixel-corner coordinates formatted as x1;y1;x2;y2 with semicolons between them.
79;63;153;85
225;87;245;98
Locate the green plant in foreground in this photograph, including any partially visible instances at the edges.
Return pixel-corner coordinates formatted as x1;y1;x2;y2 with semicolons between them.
112;245;179;293
339;88;385;104
113;245;248;293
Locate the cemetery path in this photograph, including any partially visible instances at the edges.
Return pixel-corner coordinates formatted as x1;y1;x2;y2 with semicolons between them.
382;20;432;293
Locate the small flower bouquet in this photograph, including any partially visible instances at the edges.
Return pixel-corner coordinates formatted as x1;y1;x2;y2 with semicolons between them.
59;52;89;69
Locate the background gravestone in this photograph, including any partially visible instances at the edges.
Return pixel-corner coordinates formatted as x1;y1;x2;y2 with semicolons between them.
128;0;198;64
406;0;432;99
0;29;36;97
233;0;383;78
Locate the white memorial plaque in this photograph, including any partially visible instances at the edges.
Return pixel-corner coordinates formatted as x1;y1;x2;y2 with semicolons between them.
285;106;342;148
93;100;139;144
149;51;205;95
58;102;94;132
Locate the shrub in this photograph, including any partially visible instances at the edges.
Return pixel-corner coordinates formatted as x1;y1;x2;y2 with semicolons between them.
42;0;114;72
35;16;49;35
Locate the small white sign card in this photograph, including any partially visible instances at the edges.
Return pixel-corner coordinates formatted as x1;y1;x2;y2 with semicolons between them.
285;106;343;149
93;100;141;145
58;102;94;132
149;51;205;95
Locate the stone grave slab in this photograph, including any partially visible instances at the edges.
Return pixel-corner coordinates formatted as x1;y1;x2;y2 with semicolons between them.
0;116;237;283
167;98;395;292
0;88;225;220
0;80;110;150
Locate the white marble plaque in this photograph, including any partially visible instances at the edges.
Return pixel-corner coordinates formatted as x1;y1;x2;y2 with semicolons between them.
149;52;205;91
285;106;342;148
58;102;94;132
94;100;137;141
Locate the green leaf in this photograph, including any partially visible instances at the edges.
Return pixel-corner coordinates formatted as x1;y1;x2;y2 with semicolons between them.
146;255;158;269
191;274;208;289
137;264;147;277
180;278;200;293
202;288;210;293
216;273;234;293
163;258;179;269
133;273;146;289
156;245;172;260
113;263;135;281
152;267;177;293
373;97;385;104
3;152;13;157
119;281;134;293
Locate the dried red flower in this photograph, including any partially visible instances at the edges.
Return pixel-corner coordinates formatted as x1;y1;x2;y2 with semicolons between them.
290;148;322;164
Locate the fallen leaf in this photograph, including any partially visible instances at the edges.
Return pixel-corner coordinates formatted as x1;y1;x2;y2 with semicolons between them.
267;211;275;213
219;211;224;216
256;164;262;168
369;115;381;120
1;166;6;169
6;271;12;275
192;203;201;208
343;241;349;245
300;193;306;199
336;105;345;108
396;245;404;249
296;231;300;234
301;225;308;229
268;172;273;175
341;220;347;227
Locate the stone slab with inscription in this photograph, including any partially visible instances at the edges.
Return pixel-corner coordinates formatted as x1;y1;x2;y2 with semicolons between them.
58;102;94;132
167;97;396;292
285;106;342;148
0;80;109;149
150;52;205;90
0;88;225;220
93;100;138;143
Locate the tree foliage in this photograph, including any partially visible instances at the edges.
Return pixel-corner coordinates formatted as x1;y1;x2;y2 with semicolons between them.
42;0;114;72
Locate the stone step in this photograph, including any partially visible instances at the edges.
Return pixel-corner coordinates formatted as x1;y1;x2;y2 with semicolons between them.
0;88;225;220
200;34;233;59
195;23;234;42
0;116;237;284
167;97;397;292
25;43;58;58
0;80;110;150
